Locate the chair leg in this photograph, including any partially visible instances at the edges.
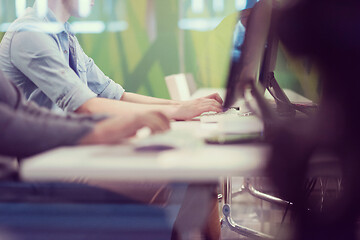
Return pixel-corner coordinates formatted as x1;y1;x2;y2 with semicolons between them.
222;204;274;240
243;178;293;207
220;177;292;239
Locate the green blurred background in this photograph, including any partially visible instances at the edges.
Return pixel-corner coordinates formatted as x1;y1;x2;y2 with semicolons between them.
0;0;319;101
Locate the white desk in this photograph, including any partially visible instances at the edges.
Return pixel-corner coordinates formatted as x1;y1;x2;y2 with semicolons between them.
18;88;313;240
20;88;311;183
20;121;270;183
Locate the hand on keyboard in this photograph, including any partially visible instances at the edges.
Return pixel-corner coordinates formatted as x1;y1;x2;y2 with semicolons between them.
199;108;252;123
201;108;238;117
171;93;223;120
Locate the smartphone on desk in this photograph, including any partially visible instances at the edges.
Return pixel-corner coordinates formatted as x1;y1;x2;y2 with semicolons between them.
204;132;264;144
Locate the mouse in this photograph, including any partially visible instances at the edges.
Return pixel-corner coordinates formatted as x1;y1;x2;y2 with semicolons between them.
133;130;192;152
134;144;176;152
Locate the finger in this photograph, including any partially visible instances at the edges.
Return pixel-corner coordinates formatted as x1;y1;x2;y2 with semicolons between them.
211;93;224;104
151;120;170;132
148;112;170;131
144;116;170;133
118;127;139;140
201;103;223;113
148;122;169;133
193;106;220;118
206;93;224;104
207;99;223;109
153;112;171;129
197;98;222;108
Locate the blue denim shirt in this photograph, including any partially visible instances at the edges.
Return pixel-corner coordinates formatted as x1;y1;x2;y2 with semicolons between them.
0;7;125;113
232;20;246;62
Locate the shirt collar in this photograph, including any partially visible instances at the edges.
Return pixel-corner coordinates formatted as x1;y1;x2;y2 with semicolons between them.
44;8;74;35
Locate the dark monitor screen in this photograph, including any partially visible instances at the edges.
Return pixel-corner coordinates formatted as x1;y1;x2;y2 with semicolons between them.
223;0;273;110
223;0;301;120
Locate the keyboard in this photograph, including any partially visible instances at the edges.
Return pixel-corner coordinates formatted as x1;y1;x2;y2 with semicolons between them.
199;108;252;123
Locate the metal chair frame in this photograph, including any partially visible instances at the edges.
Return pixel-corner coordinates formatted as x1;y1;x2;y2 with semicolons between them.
220;177;292;240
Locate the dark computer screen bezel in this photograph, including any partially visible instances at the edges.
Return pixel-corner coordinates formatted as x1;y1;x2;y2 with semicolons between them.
223;0;272;110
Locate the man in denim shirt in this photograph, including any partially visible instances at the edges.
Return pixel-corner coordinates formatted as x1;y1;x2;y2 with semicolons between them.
0;0;223;120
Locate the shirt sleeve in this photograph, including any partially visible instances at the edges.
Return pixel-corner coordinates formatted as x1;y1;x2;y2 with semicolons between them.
75;38;125;100
10;31;97;112
0;102;95;158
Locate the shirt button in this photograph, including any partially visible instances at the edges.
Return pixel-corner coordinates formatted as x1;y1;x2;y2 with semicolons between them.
64;50;68;54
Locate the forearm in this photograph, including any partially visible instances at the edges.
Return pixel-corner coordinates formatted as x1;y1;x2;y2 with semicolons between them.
20;100;108;123
0;104;93;158
76;93;223;121
76;97;178;119
121;92;180;105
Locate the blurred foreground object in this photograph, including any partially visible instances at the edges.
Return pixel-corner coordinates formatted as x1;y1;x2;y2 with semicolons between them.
267;0;360;239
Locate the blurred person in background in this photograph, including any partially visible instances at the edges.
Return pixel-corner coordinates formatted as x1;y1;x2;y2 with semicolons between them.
267;0;360;239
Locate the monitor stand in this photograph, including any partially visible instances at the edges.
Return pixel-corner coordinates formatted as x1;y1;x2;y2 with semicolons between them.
264;71;318;117
264;72;296;117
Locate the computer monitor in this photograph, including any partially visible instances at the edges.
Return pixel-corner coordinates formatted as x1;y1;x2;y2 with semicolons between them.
223;0;307;121
223;0;273;112
204;1;274;144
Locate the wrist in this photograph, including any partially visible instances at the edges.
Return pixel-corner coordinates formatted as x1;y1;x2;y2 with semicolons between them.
75;97;98;114
170;100;182;105
163;104;180;120
78;124;106;145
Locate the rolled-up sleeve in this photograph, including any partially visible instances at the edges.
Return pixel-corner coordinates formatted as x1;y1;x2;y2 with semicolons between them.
80;51;125;100
98;78;125;100
10;31;97;112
